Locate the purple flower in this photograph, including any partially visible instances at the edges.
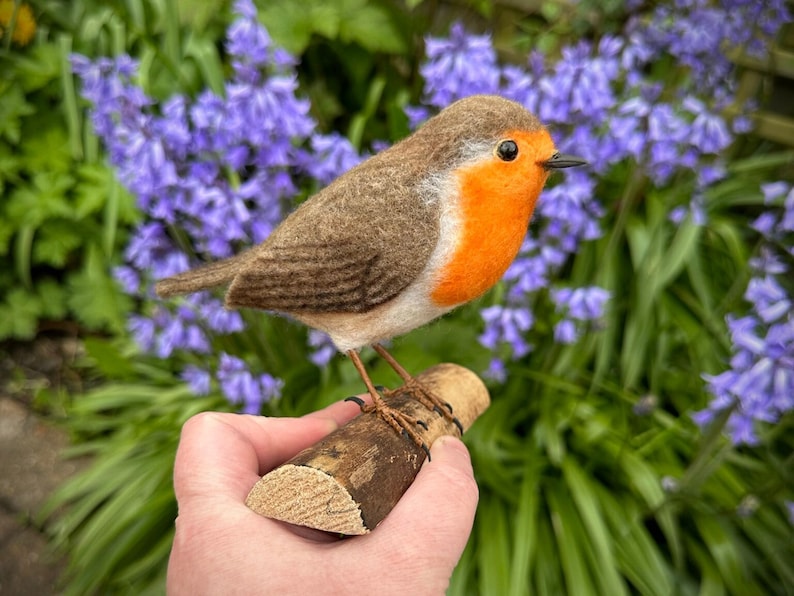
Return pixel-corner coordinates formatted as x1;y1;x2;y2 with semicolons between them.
73;0;368;406
113;266;140;295
182;365;212;396
699;232;794;445
306;133;363;185
552;287;611;321
745;277;791;323
421;23;500;108
483;358;507;383
308;330;337;368
684;96;732;154
479;305;534;359
414;8;790;385
128;314;156;352
554;320;579;344
749;247;787;276
216;353;282;414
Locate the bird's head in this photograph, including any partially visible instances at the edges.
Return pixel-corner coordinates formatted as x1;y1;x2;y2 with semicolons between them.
408;95;586;206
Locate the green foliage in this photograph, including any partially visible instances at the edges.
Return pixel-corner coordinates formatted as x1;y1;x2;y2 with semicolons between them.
0;0;236;340
0;8;128;339
41;347;228;594
259;0;409;55
29;1;794;595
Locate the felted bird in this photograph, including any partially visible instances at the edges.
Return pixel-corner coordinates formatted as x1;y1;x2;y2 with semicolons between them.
156;94;586;451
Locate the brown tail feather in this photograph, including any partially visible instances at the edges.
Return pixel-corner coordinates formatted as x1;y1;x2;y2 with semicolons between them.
154;254;246;297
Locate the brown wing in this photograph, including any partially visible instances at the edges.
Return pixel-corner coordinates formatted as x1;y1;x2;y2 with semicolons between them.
227;242;397;312
225;154;440;314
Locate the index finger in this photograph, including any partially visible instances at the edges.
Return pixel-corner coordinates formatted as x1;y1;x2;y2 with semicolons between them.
173;396;370;507
173;413;337;505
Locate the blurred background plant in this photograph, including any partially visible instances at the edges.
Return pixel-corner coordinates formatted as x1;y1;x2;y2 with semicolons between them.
1;0;791;593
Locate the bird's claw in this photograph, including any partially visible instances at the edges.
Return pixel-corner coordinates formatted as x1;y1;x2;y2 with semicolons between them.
344;395;366;408
401;429;431;461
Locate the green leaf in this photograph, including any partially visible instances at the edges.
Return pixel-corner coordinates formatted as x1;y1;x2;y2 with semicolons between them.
0;218;15;257
83;337;138;380
37;278;68;320
599;491;674;596
33;220;85;267
74;163;116;219
562;459;628;596
0;85;35;144
14;223;34;288
693;515;755;594
477;496;512;595
13;42;63;92
183;32;225;96
0;287;42;339
0;143;22;196
21;122;73;173
260;0;340;54
176;0;226;29
336;0;407;54
260;0;407;54
546;482;598;596
66;245;131;333
651;218;702;294
508;459;542;595
6;171;75;227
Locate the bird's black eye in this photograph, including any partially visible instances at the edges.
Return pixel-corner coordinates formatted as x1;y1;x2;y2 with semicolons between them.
496;140;518;162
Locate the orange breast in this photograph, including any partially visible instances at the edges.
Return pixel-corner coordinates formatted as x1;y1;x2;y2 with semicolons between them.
430;130;552;307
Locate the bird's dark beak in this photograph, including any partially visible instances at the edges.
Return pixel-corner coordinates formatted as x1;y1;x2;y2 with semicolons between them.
543;152;587;169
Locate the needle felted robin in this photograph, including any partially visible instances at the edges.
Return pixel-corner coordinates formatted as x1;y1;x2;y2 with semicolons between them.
156;94;586;452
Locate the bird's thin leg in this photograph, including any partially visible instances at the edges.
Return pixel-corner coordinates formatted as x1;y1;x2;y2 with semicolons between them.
346;350;430;456
372;344;463;435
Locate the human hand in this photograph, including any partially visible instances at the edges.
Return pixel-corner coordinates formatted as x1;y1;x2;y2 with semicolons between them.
167;399;479;595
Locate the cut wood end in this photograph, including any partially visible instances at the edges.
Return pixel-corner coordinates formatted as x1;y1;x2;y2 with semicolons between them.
245;464;369;535
245;363;490;534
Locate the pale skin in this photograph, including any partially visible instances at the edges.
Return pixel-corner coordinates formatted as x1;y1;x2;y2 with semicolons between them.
167;397;479;595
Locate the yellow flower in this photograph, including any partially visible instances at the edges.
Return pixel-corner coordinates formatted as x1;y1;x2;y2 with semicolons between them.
0;0;36;46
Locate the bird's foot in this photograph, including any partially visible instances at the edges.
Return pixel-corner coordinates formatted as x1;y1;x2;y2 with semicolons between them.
344;391;431;458
386;380;464;436
370;344;464;435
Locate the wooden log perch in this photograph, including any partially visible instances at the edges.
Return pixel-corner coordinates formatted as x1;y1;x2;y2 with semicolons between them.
245;363;490;535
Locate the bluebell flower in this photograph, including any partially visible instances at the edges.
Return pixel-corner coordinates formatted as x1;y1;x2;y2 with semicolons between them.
128;314;156;353
216;352;283;414
749;247;787;276
182;365;212;396
307;133;363;185
683;96;732;155
669;194;707;226
554;319;579;344
552;287;611;321
421;23;500;107
745;276;791;323
483;357;507;383
197;295;245;334
698;256;794;445
73;0;372;407
417;6;791;384
308;330;337;368
113;266;140;295
479;305;534;359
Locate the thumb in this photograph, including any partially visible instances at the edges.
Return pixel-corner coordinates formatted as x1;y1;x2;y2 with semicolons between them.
369;435;479;582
